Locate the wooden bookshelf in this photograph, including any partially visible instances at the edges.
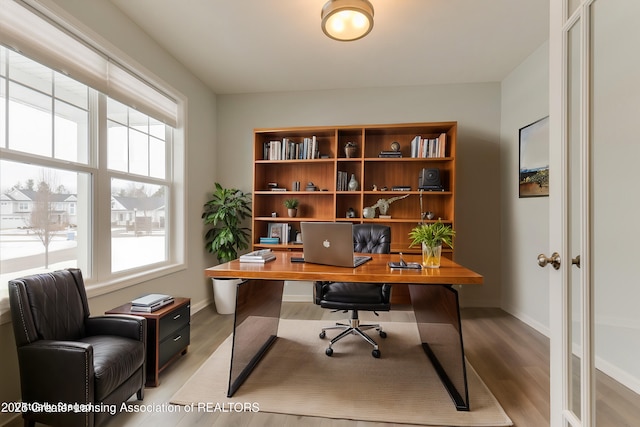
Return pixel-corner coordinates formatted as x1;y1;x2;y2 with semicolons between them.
252;122;457;257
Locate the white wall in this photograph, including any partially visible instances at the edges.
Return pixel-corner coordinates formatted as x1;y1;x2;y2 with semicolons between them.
500;42;550;334
217;84;503;306
0;1;218;424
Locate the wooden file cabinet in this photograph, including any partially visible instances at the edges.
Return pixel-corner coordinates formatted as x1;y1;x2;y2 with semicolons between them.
106;297;190;386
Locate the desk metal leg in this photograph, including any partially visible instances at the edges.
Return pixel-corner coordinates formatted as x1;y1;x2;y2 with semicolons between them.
408;284;469;411
227;279;284;397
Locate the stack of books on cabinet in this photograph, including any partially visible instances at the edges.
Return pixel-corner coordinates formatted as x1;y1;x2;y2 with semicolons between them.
130;293;174;312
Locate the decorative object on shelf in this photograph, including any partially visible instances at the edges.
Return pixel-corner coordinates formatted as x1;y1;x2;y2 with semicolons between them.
348;174;359;191
366;193;410;218
321;0;374;42
305;181;318;191
426;211;435;220
284;198;299;217
344;141;357;158
346;207;356;218
292;181;300;191
363;206;376;219
391;141;400;152
419;168;443;191
202;182;251;263
408;220;455;269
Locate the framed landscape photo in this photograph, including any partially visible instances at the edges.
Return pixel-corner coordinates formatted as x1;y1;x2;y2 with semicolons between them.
519;116;549;198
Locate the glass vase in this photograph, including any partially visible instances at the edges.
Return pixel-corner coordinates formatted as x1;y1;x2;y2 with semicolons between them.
421;243;442;268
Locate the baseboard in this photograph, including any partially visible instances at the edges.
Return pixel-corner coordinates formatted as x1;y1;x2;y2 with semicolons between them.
501;304;550;337
0;412;20;427
190;298;211;314
596;355;640;395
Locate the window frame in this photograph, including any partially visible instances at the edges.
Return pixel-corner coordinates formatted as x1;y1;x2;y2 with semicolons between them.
0;3;186;324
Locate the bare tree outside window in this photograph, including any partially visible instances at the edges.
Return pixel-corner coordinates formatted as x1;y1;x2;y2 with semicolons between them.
26;171;63;268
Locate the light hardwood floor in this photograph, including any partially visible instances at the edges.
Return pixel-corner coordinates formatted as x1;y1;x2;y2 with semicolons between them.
9;304;640;426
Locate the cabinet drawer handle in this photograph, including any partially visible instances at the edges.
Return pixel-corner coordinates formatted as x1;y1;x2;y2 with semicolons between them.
173;335;182;342
173;314;181;320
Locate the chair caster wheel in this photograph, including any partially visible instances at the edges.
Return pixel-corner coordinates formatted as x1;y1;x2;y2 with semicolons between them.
326;347;333;356
379;331;387;338
319;331;326;339
372;349;381;358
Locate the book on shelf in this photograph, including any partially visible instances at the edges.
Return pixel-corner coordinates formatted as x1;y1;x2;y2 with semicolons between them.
130;293;174;312
259;237;280;244
336;170;349;191
378;151;402;158
263;136;319;160
240;249;276;263
409;133;447;158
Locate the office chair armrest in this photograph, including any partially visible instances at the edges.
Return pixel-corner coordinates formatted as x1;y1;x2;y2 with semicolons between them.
18;340;95;403
381;284;392;303
86;315;146;342
313;281;327;305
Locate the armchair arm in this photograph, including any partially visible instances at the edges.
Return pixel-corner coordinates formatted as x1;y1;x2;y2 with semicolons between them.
86;315;146;342
18;340;95;404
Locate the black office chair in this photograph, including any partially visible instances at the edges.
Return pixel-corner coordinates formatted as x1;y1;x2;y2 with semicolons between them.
314;224;391;358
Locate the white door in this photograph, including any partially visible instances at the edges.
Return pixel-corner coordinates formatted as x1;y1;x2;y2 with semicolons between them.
548;1;640;426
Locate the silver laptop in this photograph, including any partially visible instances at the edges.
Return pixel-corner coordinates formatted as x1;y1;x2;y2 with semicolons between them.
301;222;372;268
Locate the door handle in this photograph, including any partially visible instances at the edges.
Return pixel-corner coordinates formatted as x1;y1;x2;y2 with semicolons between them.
538;252;561;270
572;255;581;268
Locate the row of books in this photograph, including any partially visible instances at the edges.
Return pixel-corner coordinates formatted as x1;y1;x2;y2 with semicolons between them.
263;137;319;160
410;133;447;158
130;293;174;312
336;170;352;191
239;249;276;263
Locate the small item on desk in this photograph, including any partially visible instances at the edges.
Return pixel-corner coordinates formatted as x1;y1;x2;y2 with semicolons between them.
239;249;276;263
290;256;305;263
388;253;422;270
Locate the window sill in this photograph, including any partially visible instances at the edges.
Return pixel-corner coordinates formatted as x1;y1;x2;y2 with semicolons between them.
0;263;186;325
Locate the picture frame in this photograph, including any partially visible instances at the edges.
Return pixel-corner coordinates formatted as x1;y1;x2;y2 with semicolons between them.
519;116;549;198
268;222;289;243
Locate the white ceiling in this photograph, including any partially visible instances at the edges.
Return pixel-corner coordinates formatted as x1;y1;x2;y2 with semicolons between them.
109;0;549;95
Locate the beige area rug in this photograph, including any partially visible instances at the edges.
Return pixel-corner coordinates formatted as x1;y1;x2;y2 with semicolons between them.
171;319;512;426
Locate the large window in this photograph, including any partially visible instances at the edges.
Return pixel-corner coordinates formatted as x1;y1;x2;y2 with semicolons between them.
0;9;183;318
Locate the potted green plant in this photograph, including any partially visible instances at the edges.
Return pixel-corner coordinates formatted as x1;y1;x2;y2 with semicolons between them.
284;198;299;217
408;220;455;268
202;182;252;313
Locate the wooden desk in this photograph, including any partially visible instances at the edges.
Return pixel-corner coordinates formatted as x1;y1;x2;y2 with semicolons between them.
205;253;482;411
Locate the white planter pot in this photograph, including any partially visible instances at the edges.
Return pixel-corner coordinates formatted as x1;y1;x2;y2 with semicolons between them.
211;278;242;314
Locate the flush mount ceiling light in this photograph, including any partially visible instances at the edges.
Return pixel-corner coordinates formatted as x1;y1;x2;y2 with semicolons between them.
321;0;374;42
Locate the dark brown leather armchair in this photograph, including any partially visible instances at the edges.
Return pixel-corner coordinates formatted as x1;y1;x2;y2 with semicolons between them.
8;268;146;427
314;224;392;358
